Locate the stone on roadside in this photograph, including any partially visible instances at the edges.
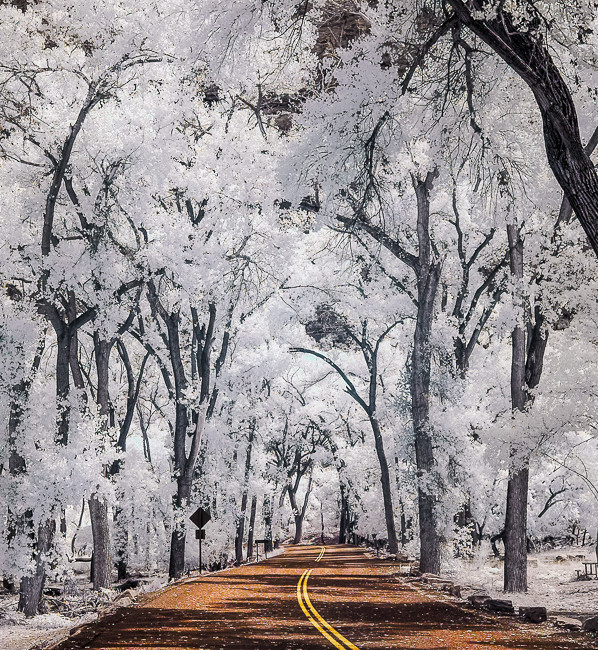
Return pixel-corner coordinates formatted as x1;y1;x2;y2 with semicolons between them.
485;599;515;615
582;615;598;632
444;583;461;597
555;616;583;631
519;606;547;624
467;594;491;608
114;588;137;603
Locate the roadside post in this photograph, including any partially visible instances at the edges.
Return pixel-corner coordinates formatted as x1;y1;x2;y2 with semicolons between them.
190;507;211;573
254;538;272;561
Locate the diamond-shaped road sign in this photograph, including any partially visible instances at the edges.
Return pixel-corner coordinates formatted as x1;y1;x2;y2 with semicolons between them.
190;507;211;529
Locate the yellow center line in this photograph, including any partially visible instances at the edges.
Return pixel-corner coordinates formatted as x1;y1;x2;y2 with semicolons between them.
296;548;361;650
302;570;361;650
297;570;347;650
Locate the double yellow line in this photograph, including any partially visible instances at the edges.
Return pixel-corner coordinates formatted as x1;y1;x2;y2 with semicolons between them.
296;547;360;650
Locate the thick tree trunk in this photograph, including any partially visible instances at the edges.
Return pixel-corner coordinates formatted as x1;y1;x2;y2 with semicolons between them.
169;528;186;580
448;0;598;258
18;520;55;617
339;486;348;544
263;496;273;552
288;489;301;543
289;473;312;545
88;494;111;590
113;506;129;581
235;424;255;563
411;174;442;575
369;417;399;554
504;467;529;591
55;324;71;446
19;322;71;614
247;495;257;560
235;491;248;564
504;224;529;592
400;504;408;546
89;337;112;590
6;334;46;594
169;477;191;579
293;514;304;544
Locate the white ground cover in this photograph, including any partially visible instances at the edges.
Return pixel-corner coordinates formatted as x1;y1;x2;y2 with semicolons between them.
0;551;285;649
0;605;93;650
0;569;168;650
446;542;598;618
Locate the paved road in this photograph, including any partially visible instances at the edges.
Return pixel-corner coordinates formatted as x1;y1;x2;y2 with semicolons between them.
55;545;591;649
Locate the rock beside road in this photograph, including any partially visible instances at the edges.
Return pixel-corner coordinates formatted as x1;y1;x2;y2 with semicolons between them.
519;606;547;624
555;616;583;632
581;615;598;632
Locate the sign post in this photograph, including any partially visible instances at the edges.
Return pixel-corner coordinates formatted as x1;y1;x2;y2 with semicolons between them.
190;507;211;574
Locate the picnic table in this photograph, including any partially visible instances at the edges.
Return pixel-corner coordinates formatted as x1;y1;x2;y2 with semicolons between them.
576;561;598;578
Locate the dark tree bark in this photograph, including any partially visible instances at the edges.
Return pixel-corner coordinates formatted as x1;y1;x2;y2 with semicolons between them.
5;334;47;594
369;417;399;554
335;164;442;567
504;224;529;593
447;0;598;258
147;284;222;580
88;494;111;589
247;496;257;560
289;473;313;544
17;56;150;614
331;438;352;545
85;335;113;590
263;496;273;552
18;520;55;617
339;487;348;544
18;309;76;614
235;422;255;563
410;171;443;574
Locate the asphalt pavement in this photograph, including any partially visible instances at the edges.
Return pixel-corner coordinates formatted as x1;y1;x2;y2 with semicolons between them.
52;544;593;649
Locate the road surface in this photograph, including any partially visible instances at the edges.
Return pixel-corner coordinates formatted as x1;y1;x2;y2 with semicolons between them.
54;545;592;649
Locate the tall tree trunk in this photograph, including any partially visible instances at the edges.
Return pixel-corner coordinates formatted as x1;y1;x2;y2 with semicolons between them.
247;496;257;560
504;224;529;593
18;520;55;617
169;476;191;579
89;336;112;590
6;333;46;594
339;485;348;544
88;494;111;589
235;491;249;564
293;512;304;545
290;473;313;544
411;173;442;575
114;507;129;581
19;321;71;615
263;495;273;552
235;423;255;564
369;417;399;554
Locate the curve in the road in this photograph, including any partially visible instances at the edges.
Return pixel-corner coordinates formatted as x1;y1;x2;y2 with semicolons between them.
296;546;360;650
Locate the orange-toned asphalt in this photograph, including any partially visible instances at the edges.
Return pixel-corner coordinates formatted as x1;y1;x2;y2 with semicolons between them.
54;545;592;649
